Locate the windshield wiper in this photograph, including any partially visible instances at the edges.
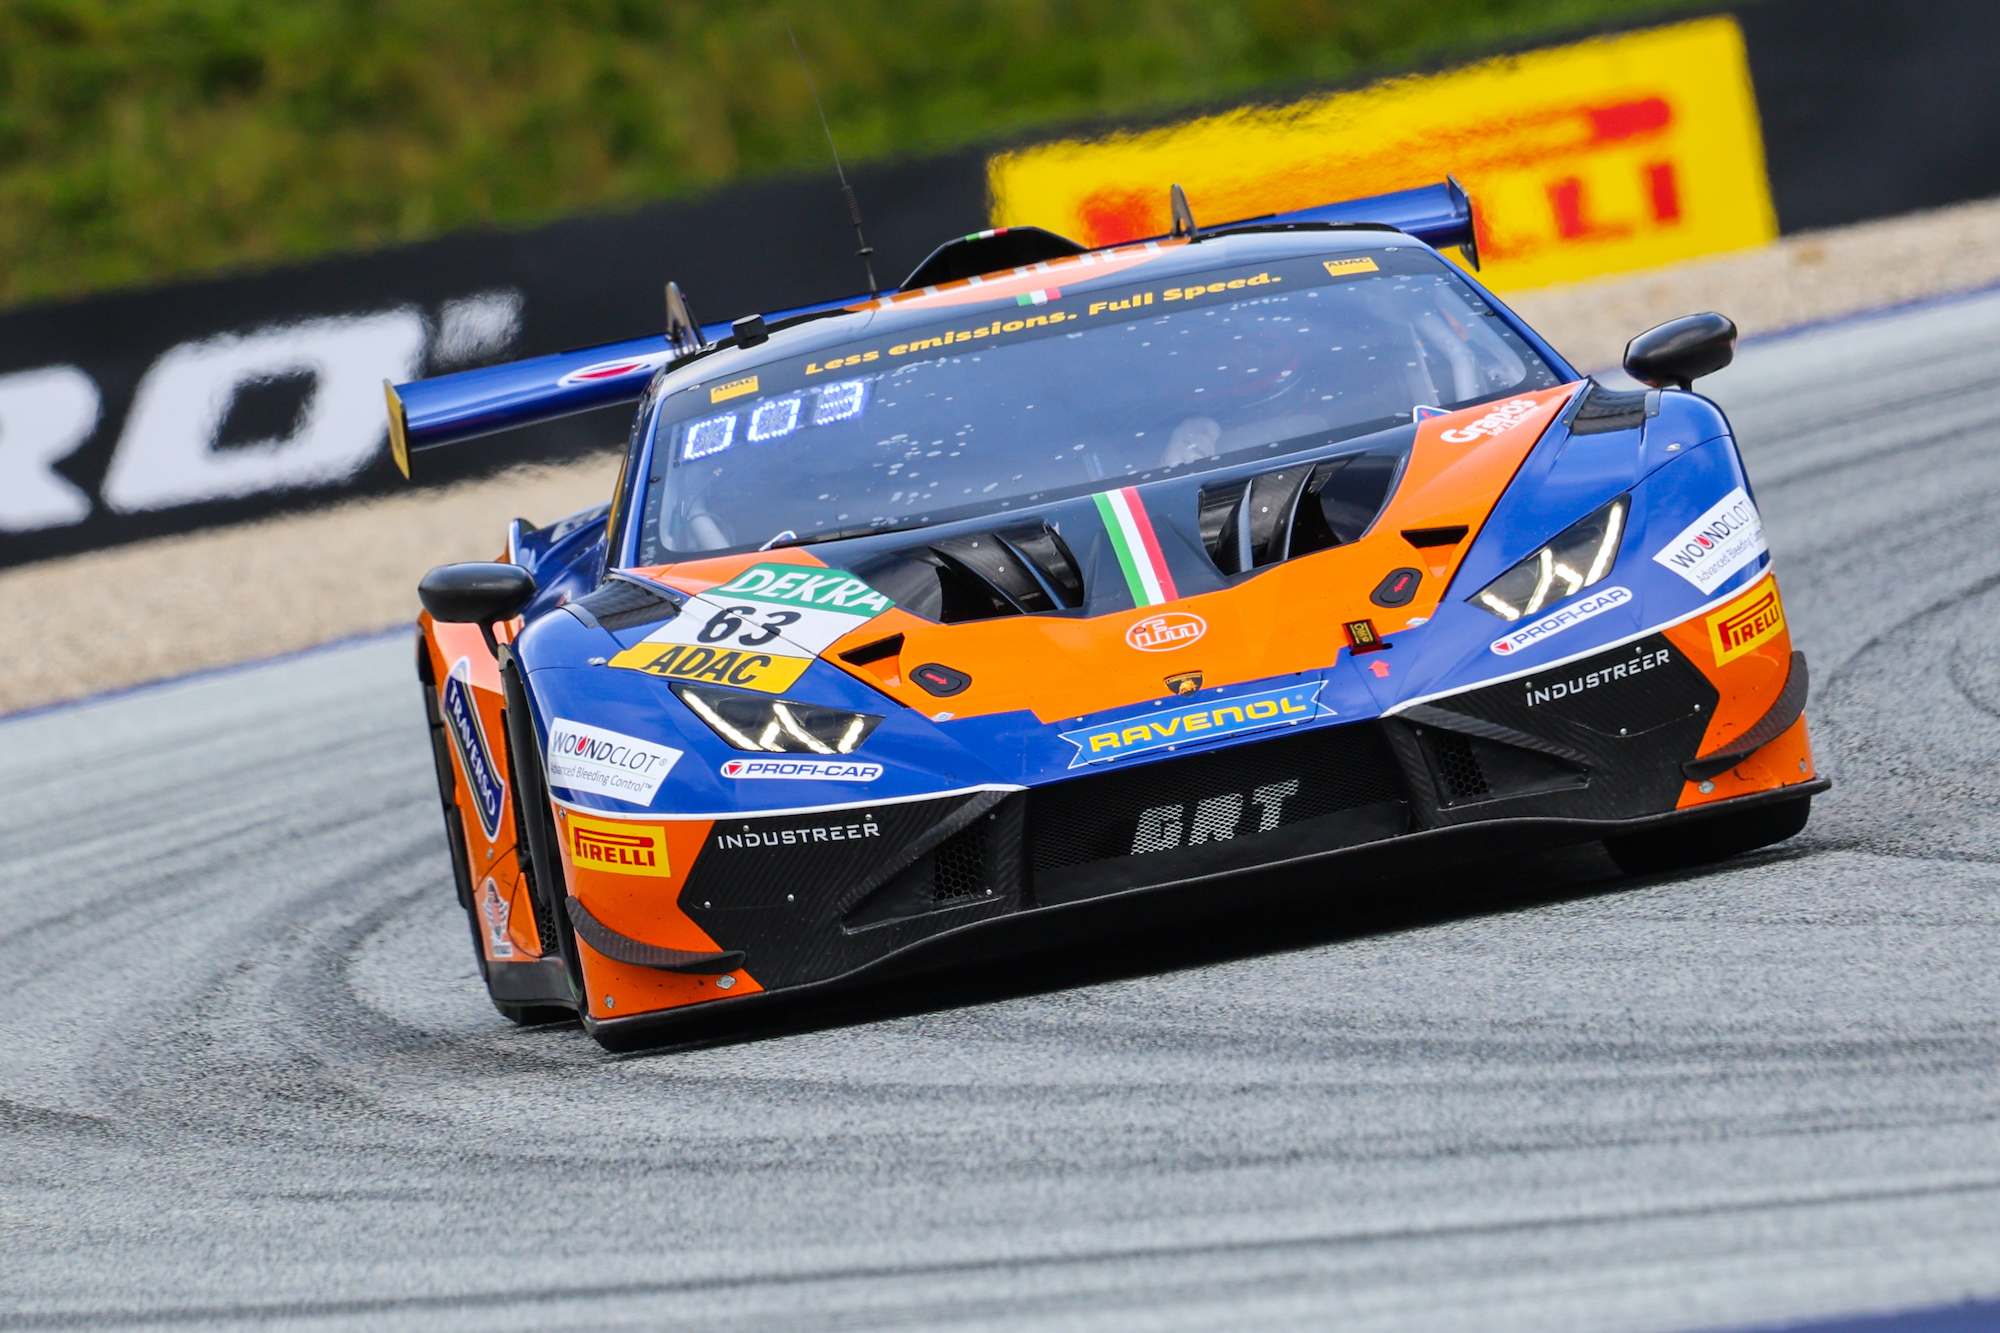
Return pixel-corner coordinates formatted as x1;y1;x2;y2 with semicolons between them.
768;518;938;548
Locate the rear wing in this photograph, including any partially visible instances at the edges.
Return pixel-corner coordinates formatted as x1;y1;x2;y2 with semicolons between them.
385;178;1478;476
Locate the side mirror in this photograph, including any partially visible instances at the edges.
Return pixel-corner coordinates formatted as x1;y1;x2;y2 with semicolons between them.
1623;312;1737;391
419;562;537;656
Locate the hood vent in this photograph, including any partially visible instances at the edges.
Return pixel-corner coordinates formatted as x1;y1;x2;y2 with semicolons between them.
842;521;1084;624
1568;382;1650;435
1199;452;1400;575
566;573;684;630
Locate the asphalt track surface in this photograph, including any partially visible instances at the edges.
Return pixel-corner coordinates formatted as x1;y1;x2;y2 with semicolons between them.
7;291;2000;1333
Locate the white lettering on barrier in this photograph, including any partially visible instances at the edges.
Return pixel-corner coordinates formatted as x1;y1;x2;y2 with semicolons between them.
0;366;100;532
101;310;427;512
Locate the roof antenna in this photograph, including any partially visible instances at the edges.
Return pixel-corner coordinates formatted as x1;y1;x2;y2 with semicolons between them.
787;20;878;295
1169;183;1199;240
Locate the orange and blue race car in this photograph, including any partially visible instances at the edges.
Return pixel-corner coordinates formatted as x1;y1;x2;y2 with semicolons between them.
391;180;1820;1049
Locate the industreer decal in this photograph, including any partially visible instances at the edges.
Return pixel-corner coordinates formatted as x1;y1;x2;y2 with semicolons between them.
712;816;882;850
566;813;671;877
1705;577;1786;665
545;718;681;805
1523;645;1672;706
1652;486;1766;593
442;657;507;840
1060;681;1331;767
1490;586;1632;655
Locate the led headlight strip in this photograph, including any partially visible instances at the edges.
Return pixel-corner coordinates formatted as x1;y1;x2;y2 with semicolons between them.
673;684;882;754
1471;495;1628;622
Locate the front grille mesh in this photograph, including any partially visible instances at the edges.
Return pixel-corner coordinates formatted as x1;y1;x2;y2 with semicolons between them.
1027;722;1404;875
1430;733;1491;799
930;822;991;902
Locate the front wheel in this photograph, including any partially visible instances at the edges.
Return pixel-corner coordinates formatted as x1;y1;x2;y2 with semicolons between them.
1604;795;1812;876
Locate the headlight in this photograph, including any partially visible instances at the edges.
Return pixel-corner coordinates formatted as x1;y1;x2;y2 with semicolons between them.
673;684;882;754
1470;496;1627;621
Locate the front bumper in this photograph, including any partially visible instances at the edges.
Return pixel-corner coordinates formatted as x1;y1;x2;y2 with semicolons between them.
576;631;1819;1043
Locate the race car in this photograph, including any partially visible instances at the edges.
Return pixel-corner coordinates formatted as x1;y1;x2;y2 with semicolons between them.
392;179;1821;1048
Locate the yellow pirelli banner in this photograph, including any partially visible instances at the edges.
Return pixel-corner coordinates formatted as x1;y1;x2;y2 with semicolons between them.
989;17;1776;292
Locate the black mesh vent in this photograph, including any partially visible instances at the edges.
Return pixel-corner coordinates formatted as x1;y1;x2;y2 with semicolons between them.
1569;383;1649;435
931;822;991;902
1429;733;1491;798
568;575;682;630
1028;722;1405;874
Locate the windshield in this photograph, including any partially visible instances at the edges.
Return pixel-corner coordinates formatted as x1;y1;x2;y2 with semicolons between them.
636;246;1560;562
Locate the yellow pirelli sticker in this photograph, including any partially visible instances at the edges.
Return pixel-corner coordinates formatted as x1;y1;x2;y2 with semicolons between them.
990;16;1776;292
566;813;671;878
710;375;759;403
1706;579;1786;666
607;641;813;694
1322;257;1380;277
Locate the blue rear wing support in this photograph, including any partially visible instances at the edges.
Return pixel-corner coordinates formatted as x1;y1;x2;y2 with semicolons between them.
386;178;1479;477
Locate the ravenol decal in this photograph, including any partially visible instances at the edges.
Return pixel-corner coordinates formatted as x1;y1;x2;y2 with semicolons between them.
1706;577;1786;666
1490;585;1632;655
705;563;893;617
720;758;884;782
1096;487;1178;607
544;718;681;805
442;658;506;840
607;642;814;695
1060;682;1331;768
1126;611;1206;652
566;813;671;877
1652;485;1766;593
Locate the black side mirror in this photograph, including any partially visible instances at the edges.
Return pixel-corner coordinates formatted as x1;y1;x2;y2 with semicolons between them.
419;562;537;656
1623;312;1737;391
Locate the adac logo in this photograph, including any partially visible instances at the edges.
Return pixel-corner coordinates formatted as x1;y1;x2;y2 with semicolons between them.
566;814;671;878
442;658;506;841
1126;611;1206;652
1706;579;1786;666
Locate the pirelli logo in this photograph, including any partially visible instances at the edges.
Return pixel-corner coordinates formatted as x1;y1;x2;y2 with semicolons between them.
567;814;671;877
1706;580;1786;666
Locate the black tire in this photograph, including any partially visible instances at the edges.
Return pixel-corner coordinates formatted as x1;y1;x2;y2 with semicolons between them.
1603;795;1812;876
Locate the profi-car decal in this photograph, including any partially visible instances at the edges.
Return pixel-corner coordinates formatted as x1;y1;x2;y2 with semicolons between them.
1489;585;1633;656
441;656;507;840
1095;486;1179;607
1060;681;1332;767
544;717;681;805
1650;485;1767;592
1705;576;1786;666
720;758;886;781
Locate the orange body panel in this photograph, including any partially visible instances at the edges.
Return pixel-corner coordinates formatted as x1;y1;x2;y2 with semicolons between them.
636;383;1579;729
551;806;762;1018
422;613;544;961
1662;572;1817;809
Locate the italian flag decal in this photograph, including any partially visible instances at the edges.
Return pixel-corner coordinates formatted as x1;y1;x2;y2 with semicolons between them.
1095;487;1179;607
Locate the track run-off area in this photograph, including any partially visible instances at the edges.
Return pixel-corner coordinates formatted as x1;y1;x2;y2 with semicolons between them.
5;290;2000;1333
